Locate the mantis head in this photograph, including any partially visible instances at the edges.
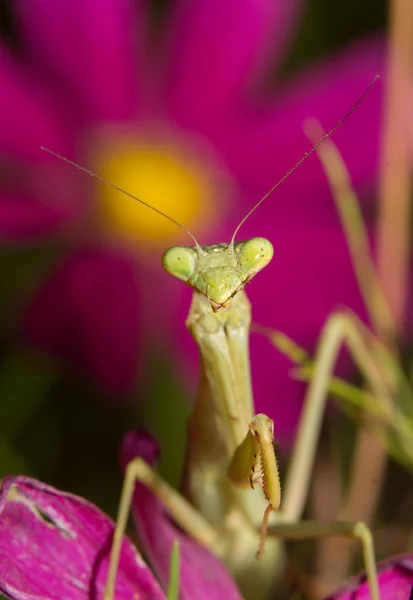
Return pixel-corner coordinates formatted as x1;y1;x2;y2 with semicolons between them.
162;238;273;311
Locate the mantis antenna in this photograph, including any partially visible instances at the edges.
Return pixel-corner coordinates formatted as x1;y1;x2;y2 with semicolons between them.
230;74;380;246
40;147;204;254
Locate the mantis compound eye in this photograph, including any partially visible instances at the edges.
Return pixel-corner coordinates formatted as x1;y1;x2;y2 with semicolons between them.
237;237;274;274
162;246;196;282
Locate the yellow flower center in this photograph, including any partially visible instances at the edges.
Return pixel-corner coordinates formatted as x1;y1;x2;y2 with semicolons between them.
93;128;230;251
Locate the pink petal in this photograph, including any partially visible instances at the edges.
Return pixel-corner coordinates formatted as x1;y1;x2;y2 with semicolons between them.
217;37;386;233
248;221;368;442
21;248;140;394
326;554;413;599
0;43;73;161
165;0;302;131
0;476;165;600
0;193;74;240
120;428;243;600
0;160;86;241
13;0;144;120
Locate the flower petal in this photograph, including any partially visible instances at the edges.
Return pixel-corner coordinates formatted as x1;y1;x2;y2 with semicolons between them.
0;43;72;161
120;428;243;600
165;0;302;131
0;475;165;600
326;554;413;599
0;160;86;241
21;248;140;393
13;0;143;120
218;37;386;232
0;193;73;241
248;221;367;442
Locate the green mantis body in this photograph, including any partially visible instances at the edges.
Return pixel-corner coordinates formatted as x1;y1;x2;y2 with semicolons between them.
164;237;284;595
163;238;283;586
44;80;382;599
158;238;379;599
103;236;379;600
182;271;282;597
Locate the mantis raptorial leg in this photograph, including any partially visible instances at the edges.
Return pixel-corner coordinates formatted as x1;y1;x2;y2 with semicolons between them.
43;79;382;600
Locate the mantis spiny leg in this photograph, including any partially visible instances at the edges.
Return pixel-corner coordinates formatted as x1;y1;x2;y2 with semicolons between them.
103;458;218;600
228;414;281;559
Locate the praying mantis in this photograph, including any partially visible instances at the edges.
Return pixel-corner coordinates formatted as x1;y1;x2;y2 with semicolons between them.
43;77;384;600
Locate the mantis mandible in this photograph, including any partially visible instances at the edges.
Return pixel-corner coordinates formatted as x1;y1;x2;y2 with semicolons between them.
43;76;381;600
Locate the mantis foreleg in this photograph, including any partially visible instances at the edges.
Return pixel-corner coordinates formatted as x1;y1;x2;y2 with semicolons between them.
228;413;281;559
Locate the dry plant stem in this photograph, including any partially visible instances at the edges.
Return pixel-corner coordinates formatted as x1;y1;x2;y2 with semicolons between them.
312;430;389;598
333;0;413;587
376;0;413;339
307;1;413;594
301;118;394;351
302;123;391;594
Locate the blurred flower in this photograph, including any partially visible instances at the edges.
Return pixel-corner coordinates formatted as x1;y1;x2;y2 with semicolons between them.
22;248;141;393
0;430;242;600
0;0;386;436
326;554;413;599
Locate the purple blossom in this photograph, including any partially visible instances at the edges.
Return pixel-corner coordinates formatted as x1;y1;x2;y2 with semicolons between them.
22;248;141;394
0;0;387;437
0;476;166;599
0;430;242;599
326;554;413;599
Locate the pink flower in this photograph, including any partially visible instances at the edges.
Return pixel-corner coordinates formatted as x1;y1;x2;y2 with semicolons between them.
0;430;242;600
0;0;385;437
326;554;413;599
22;249;141;393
